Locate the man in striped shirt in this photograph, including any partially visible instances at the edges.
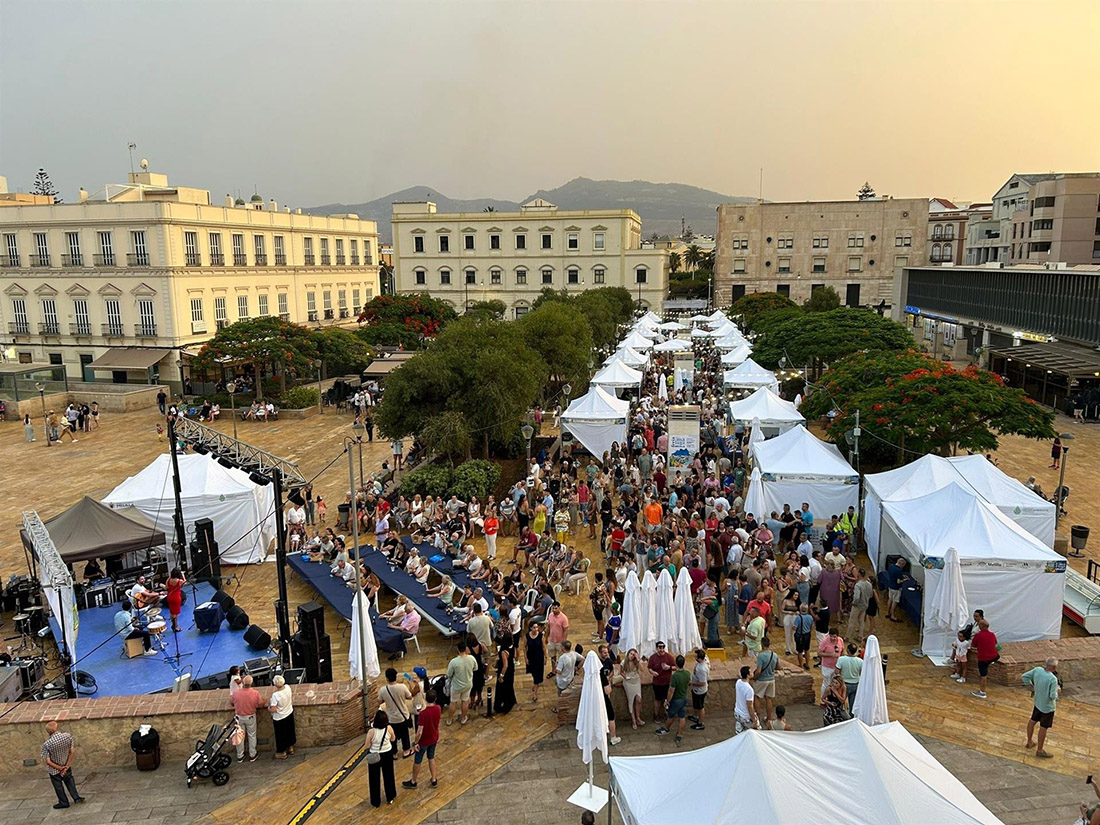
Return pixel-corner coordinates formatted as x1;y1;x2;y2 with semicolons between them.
41;721;85;808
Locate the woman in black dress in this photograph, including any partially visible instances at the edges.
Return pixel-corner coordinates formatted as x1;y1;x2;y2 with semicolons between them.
467;633;486;709
525;620;545;702
493;631;517;714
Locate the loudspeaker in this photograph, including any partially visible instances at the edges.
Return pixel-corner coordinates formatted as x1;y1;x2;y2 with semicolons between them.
189;673;227;691
244;624;272;651
191;519;222;583
225;605;250;631
297;601;325;638
291;631;332;684
211;590;235;612
282;667;306;685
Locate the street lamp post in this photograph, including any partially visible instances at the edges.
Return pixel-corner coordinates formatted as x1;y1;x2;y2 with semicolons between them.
315;359;324;415
521;422;534;465
35;382;50;447
1055;431;1074;529
352;420;366;490
226;381;238;440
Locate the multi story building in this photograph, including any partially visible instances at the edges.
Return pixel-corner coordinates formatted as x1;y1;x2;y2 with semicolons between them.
390;199;668;317
927;199;992;265
0;170;379;392
965;172;1100;266
714;197;928;307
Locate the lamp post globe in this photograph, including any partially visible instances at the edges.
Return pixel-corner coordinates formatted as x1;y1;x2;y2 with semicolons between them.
226;381;238;440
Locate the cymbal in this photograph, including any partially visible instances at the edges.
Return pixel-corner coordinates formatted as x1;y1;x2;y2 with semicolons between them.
24;606;44;612
12;613;28;621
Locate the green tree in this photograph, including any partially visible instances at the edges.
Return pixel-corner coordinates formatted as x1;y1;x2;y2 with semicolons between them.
357;293;456;349
669;252;681;274
801;349;931;420
312;326;374;377
531;287;570;311
803;285;842;312
684;244;702;276
517;301;593;401
727;291;799;333
420;411;473;464
467;299;506;319
700;250;715;272
857;181;877;201
32;168;61;203
194;316;319;400
751;308;912;376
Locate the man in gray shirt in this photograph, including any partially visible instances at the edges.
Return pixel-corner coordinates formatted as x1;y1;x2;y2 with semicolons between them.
847;568;873;641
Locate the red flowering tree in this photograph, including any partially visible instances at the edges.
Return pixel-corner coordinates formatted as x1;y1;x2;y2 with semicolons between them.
193;316;319;400
356;293;456;349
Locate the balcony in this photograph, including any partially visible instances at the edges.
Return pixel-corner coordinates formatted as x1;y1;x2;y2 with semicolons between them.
127;252;150;267
102;323;124;337
233;254;248;267
61;253;84;267
254;253;268;266
364;255;373;265
185;253;202;266
210;253;225;266
274;254;287;266
335;255;346;265
8;321;30;335
304;254;315;265
320;255;332;266
135;323;157;338
93;253;116;267
70;322;92;336
350;255;360;265
38;322;60;335
30;254;51;267
0;254;19;268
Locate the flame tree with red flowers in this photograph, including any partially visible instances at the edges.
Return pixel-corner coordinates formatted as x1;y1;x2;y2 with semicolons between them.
356;293;457;350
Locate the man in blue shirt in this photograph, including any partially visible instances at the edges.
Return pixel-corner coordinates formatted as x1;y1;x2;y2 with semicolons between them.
1023;658;1061;758
113;600;155;655
801;502;814;532
886;558;910;622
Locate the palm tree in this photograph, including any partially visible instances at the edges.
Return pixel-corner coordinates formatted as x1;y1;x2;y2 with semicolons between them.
685;244;703;279
701;250;716;271
669;252;681;274
483;205;496;212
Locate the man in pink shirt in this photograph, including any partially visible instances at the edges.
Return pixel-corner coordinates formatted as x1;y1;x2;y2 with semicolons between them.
545;602;570;675
817;628;844;701
230;674;266;762
390;603;421;639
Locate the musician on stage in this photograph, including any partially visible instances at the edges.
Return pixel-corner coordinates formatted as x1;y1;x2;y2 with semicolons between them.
113;600;157;656
130;576;165;611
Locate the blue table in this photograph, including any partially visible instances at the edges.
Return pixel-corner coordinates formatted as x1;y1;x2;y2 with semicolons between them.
358;546;475;638
399;537;495;609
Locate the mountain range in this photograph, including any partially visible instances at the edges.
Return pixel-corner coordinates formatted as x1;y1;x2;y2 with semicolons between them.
305;177;757;242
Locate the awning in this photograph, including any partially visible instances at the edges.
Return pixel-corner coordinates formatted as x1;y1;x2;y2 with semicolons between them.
87;348;169;371
989;340;1100;379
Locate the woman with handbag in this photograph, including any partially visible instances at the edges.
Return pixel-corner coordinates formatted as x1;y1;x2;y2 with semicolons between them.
366;711;397;807
379;668;414;758
268;675;296;759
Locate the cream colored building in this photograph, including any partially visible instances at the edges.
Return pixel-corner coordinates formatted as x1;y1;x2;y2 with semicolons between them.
927;199;991;265
714;198;928;308
0;170;379;392
391;199;668;317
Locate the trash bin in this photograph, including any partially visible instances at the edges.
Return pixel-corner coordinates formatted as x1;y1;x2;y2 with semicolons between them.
1072;525;1090;552
131;726;161;771
337;502;351;528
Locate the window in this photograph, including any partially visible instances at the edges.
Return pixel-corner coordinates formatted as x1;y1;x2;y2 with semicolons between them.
811;283;825;294
932;242;941;261
541;267;553;285
1033;196;1056;209
777;236;793;249
933;225;943;239
323;290;332;311
363;240;372;265
413;235;424;254
352;288;360;310
253;234;267;265
304;236;315;264
1032;219;1054;231
305;292;316;320
128;230;148;266
438;234;449;253
490;234;500;250
567;267;579;284
593;266;606;284
11;298;28;333
514;306;529;319
278;292;289;317
415;268;426;285
515;234;526;250
465;268;476;285
464;234;475;251
490;267;502;285
96;232;115;266
733;238;749;251
846;283;862;307
2;233;17;267
567;233;579;250
65;232;82;266
105;299;122;334
41;298;59;333
847;256;862;272
190;298;204;323
812;256;826;273
274;235;286;265
812;236;828;249
335;238;345;264
635;267;648;284
208;232;223;265
777;257;791;273
440;269;451;285
776;284;790;298
338;290;347;315
943;225;954;240
943;242;953;260
731;284;746;303
184;231;200;266
138;299;156;334
541;233;552;250
349;239;358;265
320;238;331;265
32;232;50;266
237;294;249;319
593;232;605;251
516;268;527;285
847;233;863;248
214;296;228;328
232;233;246;266
73;299;90;335
733;259;746;273
258;293;270;316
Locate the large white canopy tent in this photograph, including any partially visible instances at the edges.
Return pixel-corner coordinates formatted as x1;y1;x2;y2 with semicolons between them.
729;386;805;437
608;719;1003;825
591;359;643;393
719;342;753;366
715;333;749;352
561;385;630;461
652;338;692;353
879;483;1065;655
747;425;859;519
606;347;648;368
619;330;656;351
723;358;779;393
864;454;1056;570
103;453;276;564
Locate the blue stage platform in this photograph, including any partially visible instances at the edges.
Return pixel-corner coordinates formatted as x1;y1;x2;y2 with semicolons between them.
51;582;276;698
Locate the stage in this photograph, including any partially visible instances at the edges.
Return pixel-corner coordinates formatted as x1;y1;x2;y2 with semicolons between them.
49;581;277;698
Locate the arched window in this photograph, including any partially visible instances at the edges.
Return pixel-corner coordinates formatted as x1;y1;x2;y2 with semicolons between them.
932;243;941;261
567;267;579;285
414;268;426;286
593;266;606;285
489;267;502;285
943;242;953;261
944;225;955;240
541;267;553;285
933;224;943;238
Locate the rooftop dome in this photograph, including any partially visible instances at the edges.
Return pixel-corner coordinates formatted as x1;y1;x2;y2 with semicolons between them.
234;197;245;206
250;193;263;203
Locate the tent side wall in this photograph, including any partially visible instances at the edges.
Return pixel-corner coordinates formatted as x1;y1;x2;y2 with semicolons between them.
562;418;628;461
863;489;884;572
753;478;858;524
1006;507;1056;549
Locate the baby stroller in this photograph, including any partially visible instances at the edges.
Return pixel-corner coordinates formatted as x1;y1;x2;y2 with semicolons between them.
1052;485;1070;517
184;717;237;787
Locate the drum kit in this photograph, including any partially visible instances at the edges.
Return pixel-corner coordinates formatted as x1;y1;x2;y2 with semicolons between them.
9;605;46;653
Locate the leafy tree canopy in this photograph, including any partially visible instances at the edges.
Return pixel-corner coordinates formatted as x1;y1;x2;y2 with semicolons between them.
419;411;472;464
312;326;374;377
193;316;318;399
357;293;456;348
517;301;594;399
727;291;799;334
803;285;841;313
751;308;912;372
467;299;506;319
529;286;635;353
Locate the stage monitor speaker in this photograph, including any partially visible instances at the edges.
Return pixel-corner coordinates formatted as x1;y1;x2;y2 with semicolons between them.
225;605;250;631
282;668;306;685
291;632;332;684
192;518;222;583
297;601;325;639
244;624;272;651
212;590;235;612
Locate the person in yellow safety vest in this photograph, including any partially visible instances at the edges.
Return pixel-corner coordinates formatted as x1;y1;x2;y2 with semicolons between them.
838;506;858;537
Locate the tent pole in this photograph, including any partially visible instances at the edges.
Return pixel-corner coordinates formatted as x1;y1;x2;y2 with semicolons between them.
588;761;594;796
272;469;292;667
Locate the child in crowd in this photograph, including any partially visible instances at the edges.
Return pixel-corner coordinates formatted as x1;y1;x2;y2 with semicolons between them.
952;629;971;683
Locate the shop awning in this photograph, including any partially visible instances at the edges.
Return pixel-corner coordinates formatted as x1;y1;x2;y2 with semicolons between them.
87;348;168;371
989;340;1100;379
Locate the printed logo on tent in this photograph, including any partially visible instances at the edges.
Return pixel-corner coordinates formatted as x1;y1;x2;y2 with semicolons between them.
1014;505;1022;514
219;494;226;502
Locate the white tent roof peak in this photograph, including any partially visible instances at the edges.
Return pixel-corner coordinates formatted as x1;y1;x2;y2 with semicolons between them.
563;385;629;419
730;386;805;427
619;330;656;351
608;347;648;367
591;358;643;387
751;424;857;480
720;342;754;364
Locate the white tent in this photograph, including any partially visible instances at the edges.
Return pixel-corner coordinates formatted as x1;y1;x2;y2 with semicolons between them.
723;358;779;392
743;466;766;520
607;347;648;368
657;321;687;331
715;334;749;352
880;483;1065;655
591;359;643;391
748;425;859;519
561;386;630;460
863;454;1057;570
852;635;889;726
720;343;753;365
729;387;805;437
619;330;655;351
609;719;1002;825
708;321;740;338
707;309;730;323
103;453;275;564
653;338;692;353
688;313;711;322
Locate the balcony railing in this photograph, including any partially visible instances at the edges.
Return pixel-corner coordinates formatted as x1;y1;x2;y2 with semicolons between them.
320;255;331;265
254;253;268;266
61;253;84;267
364;255;373;265
9;321;30;334
185;253;202;266
0;254;19;268
135;323;157;337
70;322;91;336
39;322;60;335
335;255;346;265
274;253;287;266
93;253;116;267
350;255;360;265
304;254;316;265
102;323;124;337
233;254;248;266
127;252;150;267
30;254;51;267
210;253;225;266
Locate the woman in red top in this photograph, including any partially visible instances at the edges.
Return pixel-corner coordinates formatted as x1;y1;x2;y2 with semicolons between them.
483;512;500;561
165;568;186;632
970;619;999;699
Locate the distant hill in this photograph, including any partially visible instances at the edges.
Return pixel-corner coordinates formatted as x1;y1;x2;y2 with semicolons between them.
306;177;756;242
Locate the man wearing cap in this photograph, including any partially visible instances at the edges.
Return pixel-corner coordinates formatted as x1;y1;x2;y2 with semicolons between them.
647;641;675;724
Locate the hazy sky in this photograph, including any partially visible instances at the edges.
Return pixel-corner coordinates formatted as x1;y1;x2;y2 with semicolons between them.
2;1;1098;208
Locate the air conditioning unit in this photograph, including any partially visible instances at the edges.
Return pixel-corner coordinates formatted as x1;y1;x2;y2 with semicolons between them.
192;321;208;334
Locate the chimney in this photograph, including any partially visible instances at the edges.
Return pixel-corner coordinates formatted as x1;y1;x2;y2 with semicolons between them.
295;208;302;215
78;188;89;203
225;194;234;207
284;206;291;213
269;199;277;212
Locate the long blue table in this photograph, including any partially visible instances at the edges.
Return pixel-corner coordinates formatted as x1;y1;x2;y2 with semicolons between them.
399;537;496;609
357;546;470;637
286;553;406;654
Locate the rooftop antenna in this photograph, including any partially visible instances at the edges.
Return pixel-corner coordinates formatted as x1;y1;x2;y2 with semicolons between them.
759;168;764;202
128;142;137;176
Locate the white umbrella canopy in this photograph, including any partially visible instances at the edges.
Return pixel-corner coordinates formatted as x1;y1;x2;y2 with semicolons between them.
672;567;703;655
927;546;969;657
658;321;687;331
852;635;890;725
743;466;766;521
658;375;668;402
655;568;677;648
653;338;692;353
349;590;381;681
673;368;684;393
747;416;765;451
576;651;610;766
639;570;659;657
793;393;803;408
619;571;642;654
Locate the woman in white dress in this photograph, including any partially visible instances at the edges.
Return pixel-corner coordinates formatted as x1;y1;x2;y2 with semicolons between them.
620;648;645;729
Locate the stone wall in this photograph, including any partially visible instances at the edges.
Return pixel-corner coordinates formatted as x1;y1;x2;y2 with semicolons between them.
967;637;1100;686
0;680;368;776
8;385;166;417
